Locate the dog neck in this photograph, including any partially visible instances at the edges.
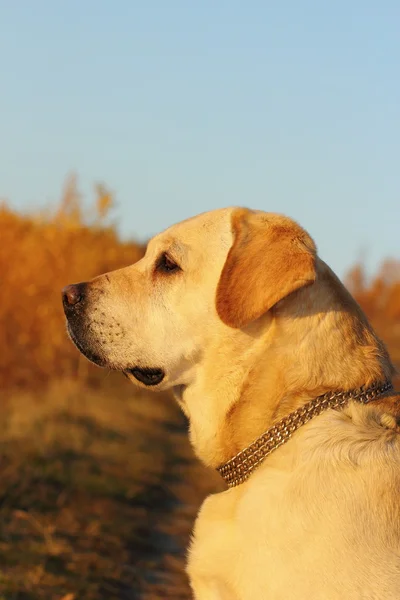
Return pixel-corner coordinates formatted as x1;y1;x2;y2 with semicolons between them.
218;381;394;487
176;262;394;469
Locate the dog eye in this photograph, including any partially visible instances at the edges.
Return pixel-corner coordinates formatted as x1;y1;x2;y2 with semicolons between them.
155;253;181;273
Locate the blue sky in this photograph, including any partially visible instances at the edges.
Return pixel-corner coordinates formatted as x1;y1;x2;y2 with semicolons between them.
1;1;399;278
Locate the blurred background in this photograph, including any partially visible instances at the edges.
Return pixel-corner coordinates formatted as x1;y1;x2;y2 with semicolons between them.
1;2;399;599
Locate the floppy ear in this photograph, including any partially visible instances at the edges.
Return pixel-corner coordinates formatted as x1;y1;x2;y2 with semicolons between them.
216;208;317;328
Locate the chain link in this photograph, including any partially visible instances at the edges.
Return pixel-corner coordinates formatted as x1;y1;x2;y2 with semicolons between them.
217;381;393;488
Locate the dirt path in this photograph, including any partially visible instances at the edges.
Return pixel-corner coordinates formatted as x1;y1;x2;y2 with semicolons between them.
0;380;222;599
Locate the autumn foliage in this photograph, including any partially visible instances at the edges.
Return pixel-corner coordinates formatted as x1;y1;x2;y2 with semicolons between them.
0;177;144;390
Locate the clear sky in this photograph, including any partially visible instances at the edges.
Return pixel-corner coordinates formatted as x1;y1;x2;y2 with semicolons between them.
1;1;399;278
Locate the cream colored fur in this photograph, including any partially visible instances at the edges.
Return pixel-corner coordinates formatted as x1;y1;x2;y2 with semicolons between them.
65;207;400;599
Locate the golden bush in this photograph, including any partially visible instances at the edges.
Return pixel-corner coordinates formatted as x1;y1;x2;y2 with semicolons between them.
0;180;144;389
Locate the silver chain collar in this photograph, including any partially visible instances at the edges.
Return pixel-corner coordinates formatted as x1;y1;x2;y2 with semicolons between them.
217;380;394;488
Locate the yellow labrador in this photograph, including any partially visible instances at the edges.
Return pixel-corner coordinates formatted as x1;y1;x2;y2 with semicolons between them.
63;208;400;599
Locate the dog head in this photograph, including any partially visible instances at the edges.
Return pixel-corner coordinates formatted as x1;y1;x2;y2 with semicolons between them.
62;208;316;390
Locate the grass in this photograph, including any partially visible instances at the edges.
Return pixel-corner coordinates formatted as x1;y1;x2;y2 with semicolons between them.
0;376;222;599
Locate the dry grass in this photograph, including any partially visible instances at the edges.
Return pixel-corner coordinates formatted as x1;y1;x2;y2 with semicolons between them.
0;376;222;599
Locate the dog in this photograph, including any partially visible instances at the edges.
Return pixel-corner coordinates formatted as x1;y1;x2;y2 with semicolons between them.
63;207;400;599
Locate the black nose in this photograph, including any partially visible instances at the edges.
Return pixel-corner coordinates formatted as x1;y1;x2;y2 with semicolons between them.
62;283;87;309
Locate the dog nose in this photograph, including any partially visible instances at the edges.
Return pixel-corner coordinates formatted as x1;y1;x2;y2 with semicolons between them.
62;283;86;308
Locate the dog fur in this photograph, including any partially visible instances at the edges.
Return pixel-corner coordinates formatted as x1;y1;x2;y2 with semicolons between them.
63;207;400;599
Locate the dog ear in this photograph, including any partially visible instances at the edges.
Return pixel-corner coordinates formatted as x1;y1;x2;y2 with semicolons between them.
216;208;317;328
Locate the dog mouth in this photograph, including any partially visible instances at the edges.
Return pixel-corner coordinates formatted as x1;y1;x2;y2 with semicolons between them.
66;322;165;386
126;367;165;386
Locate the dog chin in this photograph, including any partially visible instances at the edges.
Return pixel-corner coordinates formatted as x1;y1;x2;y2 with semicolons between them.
66;323;166;387
66;323;107;368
